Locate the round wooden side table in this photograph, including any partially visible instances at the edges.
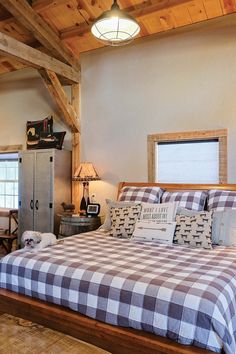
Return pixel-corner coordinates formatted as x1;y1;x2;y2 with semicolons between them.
58;215;101;238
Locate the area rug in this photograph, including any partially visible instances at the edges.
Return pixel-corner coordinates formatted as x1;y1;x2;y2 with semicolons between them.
0;313;110;354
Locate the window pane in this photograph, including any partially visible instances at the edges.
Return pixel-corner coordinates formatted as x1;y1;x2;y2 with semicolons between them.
6;167;16;180
156;141;219;183
0;195;5;208
0;182;4;194
0;167;6;180
5;182;14;195
5;196;14;209
14;182;18;195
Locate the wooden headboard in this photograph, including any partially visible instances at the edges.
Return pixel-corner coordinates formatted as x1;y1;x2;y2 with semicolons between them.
117;182;236;198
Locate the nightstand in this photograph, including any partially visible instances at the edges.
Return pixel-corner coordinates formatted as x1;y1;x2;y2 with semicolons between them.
58;215;101;238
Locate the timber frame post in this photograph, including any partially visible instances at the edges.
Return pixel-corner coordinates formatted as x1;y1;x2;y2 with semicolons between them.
71;84;81;210
38;69;81;211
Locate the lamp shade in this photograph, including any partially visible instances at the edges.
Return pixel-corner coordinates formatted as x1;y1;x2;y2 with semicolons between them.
73;162;100;181
91;0;140;46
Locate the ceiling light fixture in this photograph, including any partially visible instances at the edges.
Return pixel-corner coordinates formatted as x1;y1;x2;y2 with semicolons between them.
91;0;140;46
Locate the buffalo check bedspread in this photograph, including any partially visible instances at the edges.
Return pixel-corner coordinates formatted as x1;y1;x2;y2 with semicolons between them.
1;231;236;353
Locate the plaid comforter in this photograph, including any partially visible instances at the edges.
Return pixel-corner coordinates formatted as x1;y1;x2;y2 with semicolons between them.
1;231;236;353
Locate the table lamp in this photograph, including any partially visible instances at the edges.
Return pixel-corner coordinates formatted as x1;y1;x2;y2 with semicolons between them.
73;162;100;214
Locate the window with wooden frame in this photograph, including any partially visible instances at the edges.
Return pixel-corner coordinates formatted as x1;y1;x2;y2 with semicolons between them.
147;130;227;184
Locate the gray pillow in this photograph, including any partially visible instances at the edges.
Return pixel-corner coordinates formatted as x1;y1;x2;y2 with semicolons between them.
212;210;236;246
99;199;140;231
176;206;199;216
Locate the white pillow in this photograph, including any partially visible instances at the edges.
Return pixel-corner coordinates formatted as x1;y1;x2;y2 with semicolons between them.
132;220;176;245
140;202;179;222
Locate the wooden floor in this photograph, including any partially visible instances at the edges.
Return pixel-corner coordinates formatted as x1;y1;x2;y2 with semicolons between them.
0;313;110;354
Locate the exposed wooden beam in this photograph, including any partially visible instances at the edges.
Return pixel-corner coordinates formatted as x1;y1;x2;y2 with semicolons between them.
0;0;69;25
38;69;80;133
0;31;79;83
71;83;81;211
32;0;70;13
60;0;193;40
0;0;80;71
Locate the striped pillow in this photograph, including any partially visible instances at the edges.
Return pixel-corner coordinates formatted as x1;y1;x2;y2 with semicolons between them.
162;191;207;211
118;186;163;203
208;190;236;211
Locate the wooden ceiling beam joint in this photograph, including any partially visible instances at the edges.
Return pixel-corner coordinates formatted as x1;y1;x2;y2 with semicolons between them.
0;0;81;71
0;31;80;83
39;68;80;133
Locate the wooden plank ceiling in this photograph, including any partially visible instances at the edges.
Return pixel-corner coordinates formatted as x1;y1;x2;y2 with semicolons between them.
0;0;235;76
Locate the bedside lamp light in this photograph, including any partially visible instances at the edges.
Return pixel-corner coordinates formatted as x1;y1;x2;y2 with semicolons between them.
73;162;100;214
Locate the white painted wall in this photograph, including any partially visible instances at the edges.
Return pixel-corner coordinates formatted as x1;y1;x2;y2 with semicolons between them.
0;68;71;149
0;15;236;221
80;15;236;212
0;69;71;227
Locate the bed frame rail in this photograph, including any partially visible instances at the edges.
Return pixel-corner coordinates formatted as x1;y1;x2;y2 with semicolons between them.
0;289;212;354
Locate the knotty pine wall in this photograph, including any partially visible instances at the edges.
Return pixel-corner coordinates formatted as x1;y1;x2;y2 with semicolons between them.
80;14;236;214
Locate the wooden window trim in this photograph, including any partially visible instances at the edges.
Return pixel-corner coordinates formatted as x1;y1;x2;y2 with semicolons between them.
147;129;227;184
0;145;22;153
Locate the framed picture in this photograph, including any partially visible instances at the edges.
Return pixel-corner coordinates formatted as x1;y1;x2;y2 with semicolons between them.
86;203;100;217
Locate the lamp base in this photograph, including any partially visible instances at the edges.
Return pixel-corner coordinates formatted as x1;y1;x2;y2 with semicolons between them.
80;181;90;215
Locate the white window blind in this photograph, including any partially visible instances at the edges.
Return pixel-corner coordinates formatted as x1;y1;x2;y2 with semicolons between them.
156;140;219;183
0;153;18;209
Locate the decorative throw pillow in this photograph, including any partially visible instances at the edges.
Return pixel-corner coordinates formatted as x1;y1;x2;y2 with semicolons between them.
100;200;140;231
110;204;141;239
26;116;53;149
133;220;176;245
118;186;163;203
208;190;236;211
162;191;207;211
140;202;179;222
212;210;236;246
174;211;213;249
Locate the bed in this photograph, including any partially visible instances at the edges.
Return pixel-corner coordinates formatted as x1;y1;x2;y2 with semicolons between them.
0;182;236;354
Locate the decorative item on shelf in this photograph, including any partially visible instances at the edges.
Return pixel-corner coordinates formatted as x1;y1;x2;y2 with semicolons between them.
26;116;53;149
38;131;66;150
73;162;101;215
91;0;140;47
26;116;66;150
61;202;75;214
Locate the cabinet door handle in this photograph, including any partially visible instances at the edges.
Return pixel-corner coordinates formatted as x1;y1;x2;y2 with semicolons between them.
30;200;34;210
35;200;39;210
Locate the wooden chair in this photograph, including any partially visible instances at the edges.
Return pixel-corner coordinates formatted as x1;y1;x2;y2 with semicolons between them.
0;209;18;254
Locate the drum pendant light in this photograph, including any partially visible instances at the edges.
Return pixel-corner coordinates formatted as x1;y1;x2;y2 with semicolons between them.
91;0;140;46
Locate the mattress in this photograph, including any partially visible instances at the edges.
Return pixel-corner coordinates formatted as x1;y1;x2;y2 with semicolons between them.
0;230;236;353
